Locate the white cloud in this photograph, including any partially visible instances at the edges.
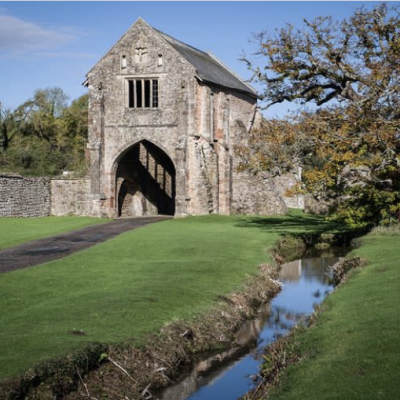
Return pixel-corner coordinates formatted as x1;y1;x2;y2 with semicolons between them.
0;14;77;53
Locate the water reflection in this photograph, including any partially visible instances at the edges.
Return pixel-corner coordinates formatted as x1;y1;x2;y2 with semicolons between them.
156;249;346;400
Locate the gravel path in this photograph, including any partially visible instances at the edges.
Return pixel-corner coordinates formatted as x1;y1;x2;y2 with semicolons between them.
0;216;172;274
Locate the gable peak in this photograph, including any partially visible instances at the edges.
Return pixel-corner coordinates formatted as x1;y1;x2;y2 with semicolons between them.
132;17;154;30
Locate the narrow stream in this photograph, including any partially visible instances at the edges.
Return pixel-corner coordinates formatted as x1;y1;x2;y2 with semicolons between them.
155;248;348;400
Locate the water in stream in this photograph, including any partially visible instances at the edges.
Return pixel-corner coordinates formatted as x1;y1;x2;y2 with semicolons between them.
156;248;347;400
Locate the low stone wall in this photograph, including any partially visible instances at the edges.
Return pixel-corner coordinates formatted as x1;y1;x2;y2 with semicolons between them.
0;172;302;218
273;172;305;210
50;178;92;217
0;174;50;217
232;171;288;215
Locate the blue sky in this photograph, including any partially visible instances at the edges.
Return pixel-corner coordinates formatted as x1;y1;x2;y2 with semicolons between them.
0;1;389;117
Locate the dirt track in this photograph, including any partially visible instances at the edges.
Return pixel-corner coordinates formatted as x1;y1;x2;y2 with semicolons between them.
0;216;172;274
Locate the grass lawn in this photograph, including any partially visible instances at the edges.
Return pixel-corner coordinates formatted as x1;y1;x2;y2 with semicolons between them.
0;211;339;381
0;216;109;250
267;230;400;400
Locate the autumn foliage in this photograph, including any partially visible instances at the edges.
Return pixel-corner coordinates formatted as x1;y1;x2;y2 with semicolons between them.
239;3;400;228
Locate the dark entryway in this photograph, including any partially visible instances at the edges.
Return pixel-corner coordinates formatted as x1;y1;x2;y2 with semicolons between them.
116;140;176;217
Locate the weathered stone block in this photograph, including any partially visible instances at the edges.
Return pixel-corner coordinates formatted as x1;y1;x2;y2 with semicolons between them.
0;174;50;217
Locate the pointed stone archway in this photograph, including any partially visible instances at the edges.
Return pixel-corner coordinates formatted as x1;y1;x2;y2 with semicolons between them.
115;140;176;217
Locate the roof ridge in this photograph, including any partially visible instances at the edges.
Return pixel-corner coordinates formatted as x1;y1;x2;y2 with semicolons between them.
154;28;209;57
206;51;257;96
156;29;257;97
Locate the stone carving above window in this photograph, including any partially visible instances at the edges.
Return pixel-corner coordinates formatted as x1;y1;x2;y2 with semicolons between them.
133;34;148;65
134;47;148;64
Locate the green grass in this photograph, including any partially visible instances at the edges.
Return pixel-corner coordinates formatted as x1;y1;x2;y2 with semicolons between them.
0;211;339;381
267;231;400;400
0;216;109;250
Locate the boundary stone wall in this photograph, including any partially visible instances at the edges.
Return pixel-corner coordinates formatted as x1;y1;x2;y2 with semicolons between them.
0;173;302;218
273;172;305;210
50;178;92;217
0;174;50;217
232;172;288;215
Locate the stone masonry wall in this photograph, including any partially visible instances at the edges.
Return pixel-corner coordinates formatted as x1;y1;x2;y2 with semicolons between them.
273;171;305;210
50;178;92;216
87;19;195;217
231;172;288;215
0;174;50;217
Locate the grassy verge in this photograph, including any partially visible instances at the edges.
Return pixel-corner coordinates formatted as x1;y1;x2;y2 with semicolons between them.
0;216;109;250
0;211;344;382
260;229;400;400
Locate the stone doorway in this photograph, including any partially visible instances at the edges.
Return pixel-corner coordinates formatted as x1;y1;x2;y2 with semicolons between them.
116;140;176;217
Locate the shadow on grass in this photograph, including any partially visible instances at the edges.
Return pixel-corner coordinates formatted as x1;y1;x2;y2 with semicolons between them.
235;211;366;245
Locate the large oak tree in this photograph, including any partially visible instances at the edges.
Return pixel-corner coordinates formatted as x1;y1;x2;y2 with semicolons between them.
239;3;400;228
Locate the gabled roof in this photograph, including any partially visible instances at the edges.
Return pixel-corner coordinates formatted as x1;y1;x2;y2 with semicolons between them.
155;28;258;98
85;18;258;98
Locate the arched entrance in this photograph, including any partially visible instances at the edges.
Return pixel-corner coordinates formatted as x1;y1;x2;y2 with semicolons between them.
116;140;176;217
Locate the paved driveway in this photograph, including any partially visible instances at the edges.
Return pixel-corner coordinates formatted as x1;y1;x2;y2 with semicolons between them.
0;216;172;274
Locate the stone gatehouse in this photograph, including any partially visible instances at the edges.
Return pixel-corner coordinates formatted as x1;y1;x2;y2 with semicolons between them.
83;18;289;218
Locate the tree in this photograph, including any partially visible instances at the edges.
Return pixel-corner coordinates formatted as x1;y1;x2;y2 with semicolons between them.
240;3;400;228
244;3;400;111
14;87;69;146
0;103;16;152
0;89;88;176
62;94;89;173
